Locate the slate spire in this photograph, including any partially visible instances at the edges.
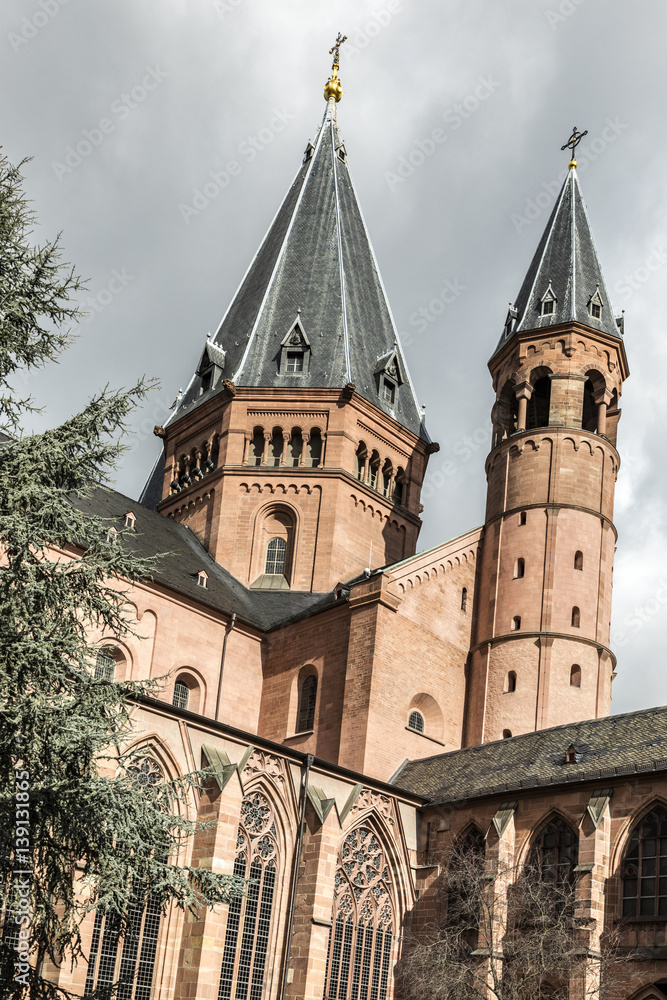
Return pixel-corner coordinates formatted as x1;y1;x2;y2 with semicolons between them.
172;96;424;436
493;165;623;356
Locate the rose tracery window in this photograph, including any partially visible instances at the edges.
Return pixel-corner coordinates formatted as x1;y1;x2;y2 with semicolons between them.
84;757;165;1000
218;791;280;1000
324;826;394;1000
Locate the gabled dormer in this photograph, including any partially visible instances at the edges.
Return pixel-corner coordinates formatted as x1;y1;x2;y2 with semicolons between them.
196;338;226;396
278;318;311;376
375;348;403;407
539;281;557;318
588;285;604;321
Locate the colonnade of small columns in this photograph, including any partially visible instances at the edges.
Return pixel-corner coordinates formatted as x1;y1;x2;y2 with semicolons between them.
169;435;220;493
242;425;325;468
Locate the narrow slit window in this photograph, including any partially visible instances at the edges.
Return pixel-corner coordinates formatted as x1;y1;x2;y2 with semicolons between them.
511;616;521;631
570;664;581;688
515;558;525;579
571;606;581;628
461;587;468;612
519;511;527;526
506;671;517;693
574;550;583;570
297;675;317;733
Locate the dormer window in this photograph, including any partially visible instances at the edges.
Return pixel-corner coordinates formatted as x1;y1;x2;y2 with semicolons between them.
196;570;208;588
279;319;311;375
540;283;557;317
304;142;315;162
125;512;136;530
337;144;347;162
588;288;603;321
200;369;213;395
503;305;518;340
375;349;403;407
381;377;396;404
195;338;225;397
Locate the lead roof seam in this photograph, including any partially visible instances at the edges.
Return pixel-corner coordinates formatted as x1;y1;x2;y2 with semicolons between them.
517;172;570;332
345;169;424;424
573;171;620;327
330;118;352;382
231;119;327;383
570;168;577;321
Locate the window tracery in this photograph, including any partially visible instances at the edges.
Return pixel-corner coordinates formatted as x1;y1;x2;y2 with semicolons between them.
324;826;394;1000
218;790;280;1000
622;806;667;918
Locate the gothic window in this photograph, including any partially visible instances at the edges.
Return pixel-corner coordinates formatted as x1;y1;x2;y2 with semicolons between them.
173;680;189;710
448;827;486;949
324;826;394;1000
529;817;578;889
297;675;317;732
249;427;264;466
408;710;425;734
574;550;583;570
218;791;279;1000
306;428;322;468
622;806;667;918
506;671;517;693
571;607;581;628
265;538;287;576
95;648;116;682
84;760;164;999
461;587;468;612
514;558;525;579
570;665;581;688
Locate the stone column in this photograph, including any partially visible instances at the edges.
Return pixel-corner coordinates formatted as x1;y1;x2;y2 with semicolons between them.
173;771;245;1000
514;381;532;432
572;790;612;1000
281;431;291;466
478;802;517;996
262;432;271;466
300;433;310;468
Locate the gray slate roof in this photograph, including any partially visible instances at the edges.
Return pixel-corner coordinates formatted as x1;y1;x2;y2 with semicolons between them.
394;706;667;805
171;100;424;436
72;486;337;632
493;167;622;356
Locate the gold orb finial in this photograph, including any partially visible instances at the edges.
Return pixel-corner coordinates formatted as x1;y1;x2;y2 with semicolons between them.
324;31;347;102
561;125;588;169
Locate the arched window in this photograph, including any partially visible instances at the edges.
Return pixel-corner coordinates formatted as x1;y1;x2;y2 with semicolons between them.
502;729;512;739
297;675;317;733
306;427;322;468
381;459;393;498
526;373;551;430
571;607;581;628
461;587;468;612
289;428;303;467
519;511;527;526
511;616;521;631
249;427;264;466
570;664;582;688
574;550;583;571
84;759;165;999
268;427;283;467
94;648;116;681
514;558;525;579
368;450;380;490
218;791;279;999
355;442;367;481
173;679;189;710
447;827;486;948
622;806;667;917
529;817;578;889
324;827;394;1000
408;710;424;734
495;380;518;444
265;537;287;576
506;671;517;693
393;468;405;505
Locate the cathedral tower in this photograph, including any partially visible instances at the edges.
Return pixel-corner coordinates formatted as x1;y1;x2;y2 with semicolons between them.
465;146;629;744
142;58;437;592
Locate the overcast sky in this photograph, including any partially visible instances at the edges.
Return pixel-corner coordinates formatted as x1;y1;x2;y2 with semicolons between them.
2;0;666;717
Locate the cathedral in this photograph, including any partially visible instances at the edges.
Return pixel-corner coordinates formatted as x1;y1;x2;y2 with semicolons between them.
45;46;667;1000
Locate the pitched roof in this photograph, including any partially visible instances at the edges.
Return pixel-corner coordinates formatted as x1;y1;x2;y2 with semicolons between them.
71;486;337;632
394;706;667;805
492;167;622;356
171;98;424;436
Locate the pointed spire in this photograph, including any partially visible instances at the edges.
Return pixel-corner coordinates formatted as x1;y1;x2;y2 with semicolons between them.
172;78;423;436
493;161;622;356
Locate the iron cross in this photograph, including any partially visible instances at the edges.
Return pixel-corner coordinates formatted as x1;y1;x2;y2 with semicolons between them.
329;32;347;66
561;126;588;157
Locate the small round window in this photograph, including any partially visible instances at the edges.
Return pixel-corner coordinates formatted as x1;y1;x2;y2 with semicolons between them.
408;710;425;734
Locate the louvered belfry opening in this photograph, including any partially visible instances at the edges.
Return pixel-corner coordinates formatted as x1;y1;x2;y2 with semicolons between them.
218;790;280;1000
323;826;394;1000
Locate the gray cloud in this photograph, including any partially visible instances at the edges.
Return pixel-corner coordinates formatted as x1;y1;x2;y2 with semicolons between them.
2;0;666;715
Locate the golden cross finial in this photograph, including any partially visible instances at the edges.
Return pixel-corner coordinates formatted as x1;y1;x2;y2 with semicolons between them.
324;32;347;103
561;125;588;169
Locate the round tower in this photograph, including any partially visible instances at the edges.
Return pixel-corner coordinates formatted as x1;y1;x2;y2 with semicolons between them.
465;159;629;745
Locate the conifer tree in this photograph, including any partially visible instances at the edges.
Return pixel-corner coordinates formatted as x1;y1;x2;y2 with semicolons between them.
0;152;245;998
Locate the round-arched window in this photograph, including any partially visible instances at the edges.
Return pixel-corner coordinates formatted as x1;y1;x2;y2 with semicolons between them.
408;710;425;734
173;679;190;710
94;647;123;681
265;537;287;576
